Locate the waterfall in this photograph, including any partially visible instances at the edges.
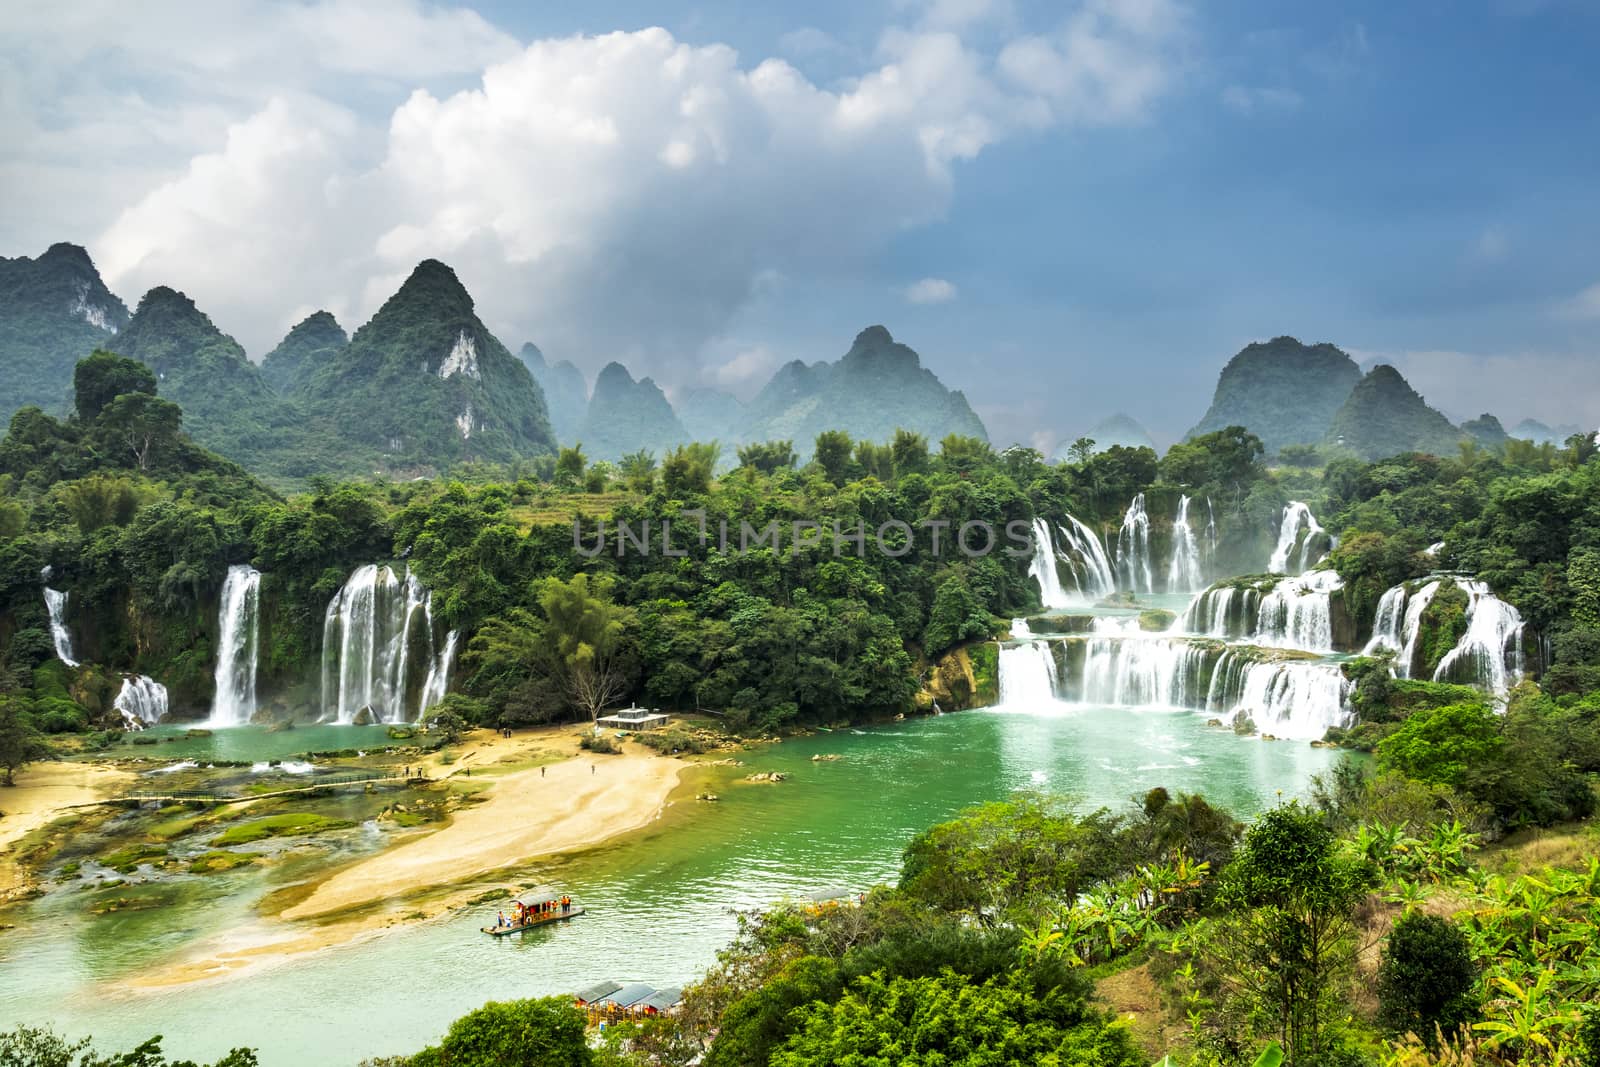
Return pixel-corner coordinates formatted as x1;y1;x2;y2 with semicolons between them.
1254;569;1341;652
1027;518;1071;609
1396;581;1441;678
1116;494;1154;594
996;641;1059;707
1058;514;1117;602
1174;584;1261;639
114;676;168;730
209;565;261;727
1166;495;1205;593
1067;636;1213;708
1434;580;1525;697
1203;498;1218;569
1363;585;1408;655
1268;502;1328;573
43;587;79;667
322;564;458;723
1206;651;1352;740
1011;617;1034;639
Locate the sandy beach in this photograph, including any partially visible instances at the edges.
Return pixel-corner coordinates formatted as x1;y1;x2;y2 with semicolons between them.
0;760;132;899
283;740;684;920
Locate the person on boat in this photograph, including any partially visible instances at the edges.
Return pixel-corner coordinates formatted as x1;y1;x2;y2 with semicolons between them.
497;910;506;928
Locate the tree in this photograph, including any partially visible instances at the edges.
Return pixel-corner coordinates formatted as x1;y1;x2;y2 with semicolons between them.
618;449;657;493
0;1026;257;1067
922;573;992;656
891;429;930;474
1214;804;1377;1065
1377;702;1502;790
813;430;854;485
93;393;183;472
737;441;796;475
554;444;586;487
1377;912;1480;1045
402;998;591;1067
1066;436;1095;465
0;697;49;786
661;442;718;496
73;350;156;422
536;574;637;727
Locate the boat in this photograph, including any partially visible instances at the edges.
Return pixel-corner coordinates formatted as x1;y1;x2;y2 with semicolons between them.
481;888;584;936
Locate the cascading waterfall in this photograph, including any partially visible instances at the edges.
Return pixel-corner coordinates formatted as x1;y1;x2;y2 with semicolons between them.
1011;617;1034;639
1116;494;1154;594
1058;514;1117;602
1068;636;1213;708
1254;569;1340;652
1434;580;1525;697
1027;518;1071;609
1203;498;1218;569
1174;584;1261;639
321;564;459;724
1166;495;1205;594
209;565;261;727
1205;650;1352;741
43;586;79;667
1363;585;1408;655
996;641;1059;707
114;676;168;730
1268;502;1328;573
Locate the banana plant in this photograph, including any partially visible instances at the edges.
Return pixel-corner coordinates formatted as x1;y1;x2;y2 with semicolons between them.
1472;970;1583;1062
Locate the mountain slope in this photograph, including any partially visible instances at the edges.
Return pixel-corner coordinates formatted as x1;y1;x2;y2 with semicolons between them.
1323;364;1464;460
518;342;588;445
678;387;746;445
261;311;348;395
0;243;130;416
104;287;346;479
301;260;556;470
1054;413;1156;459
1460;413;1509;449
578;362;689;460
743;326;989;451
1187;336;1362;453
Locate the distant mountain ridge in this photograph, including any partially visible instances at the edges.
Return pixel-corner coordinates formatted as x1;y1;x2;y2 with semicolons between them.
0;243;129;415
518;342;588;445
1323;364;1465;460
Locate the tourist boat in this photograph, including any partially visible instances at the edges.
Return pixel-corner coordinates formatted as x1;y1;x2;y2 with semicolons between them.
481;889;584;936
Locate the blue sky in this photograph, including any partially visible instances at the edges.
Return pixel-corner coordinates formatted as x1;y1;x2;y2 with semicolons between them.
3;0;1597;451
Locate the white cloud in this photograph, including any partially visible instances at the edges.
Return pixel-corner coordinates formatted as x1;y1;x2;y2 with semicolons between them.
5;4;1188;373
1560;282;1600;320
1220;85;1303;115
706;345;782;390
905;277;959;304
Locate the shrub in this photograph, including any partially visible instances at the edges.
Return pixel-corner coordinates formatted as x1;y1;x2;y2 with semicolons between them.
1377;912;1480;1045
579;732;621;754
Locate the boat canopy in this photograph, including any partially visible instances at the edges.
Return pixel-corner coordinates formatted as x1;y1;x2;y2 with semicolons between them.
600;983;657;1009
575;980;622;1004
798;887;852;904
510;887;563;907
639;987;684;1012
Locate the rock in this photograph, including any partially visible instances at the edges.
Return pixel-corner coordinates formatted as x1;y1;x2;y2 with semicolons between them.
1261;734;1278;742
810;754;841;762
1205;718;1224;727
744;772;788;783
697;793;720;802
352;706;376;726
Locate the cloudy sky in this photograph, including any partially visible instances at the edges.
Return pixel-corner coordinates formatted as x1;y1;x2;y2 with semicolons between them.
4;0;1598;452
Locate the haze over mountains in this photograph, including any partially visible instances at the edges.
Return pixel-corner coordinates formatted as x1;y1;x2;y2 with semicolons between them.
0;243;1588;485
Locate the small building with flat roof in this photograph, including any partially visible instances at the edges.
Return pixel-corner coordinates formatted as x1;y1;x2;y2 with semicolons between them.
575;981;622;1006
596;706;671;730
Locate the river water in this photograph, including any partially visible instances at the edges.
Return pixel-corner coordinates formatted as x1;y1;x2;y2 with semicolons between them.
1;704;1340;1065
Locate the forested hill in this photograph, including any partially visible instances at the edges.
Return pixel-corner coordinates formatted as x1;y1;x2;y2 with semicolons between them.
1186;336;1362;453
1323;364;1465;459
297;259;557;471
0;243;129;417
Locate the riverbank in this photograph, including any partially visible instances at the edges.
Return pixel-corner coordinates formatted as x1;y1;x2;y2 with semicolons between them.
117;726;693;986
0;760;133;902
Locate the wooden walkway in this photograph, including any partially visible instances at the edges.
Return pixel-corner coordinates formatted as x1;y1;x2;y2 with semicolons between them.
74;771;426;808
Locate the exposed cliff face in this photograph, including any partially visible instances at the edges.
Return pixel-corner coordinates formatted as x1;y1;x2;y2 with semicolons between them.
518;342;588;445
1323;364;1464;460
1187;336;1363;454
0;243;130;417
299;260;557;471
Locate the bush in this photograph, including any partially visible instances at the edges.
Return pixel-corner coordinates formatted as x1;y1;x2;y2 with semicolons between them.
400;997;591;1067
633;724;708;754
579;732;621;754
1377;912;1480;1045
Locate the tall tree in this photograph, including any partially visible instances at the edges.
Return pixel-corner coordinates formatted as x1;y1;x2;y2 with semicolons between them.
536;573;637;727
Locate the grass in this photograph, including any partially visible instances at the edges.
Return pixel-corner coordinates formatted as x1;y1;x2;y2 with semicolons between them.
212;812;355;846
508;491;638;532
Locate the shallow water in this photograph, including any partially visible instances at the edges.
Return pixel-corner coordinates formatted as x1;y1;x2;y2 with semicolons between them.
1;706;1341;1065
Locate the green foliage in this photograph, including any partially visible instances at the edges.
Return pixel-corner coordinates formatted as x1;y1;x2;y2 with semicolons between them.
73;351;156;422
1377;912;1480;1044
1378;702;1503;789
770;966;1141;1067
400;997;592;1067
0;244;130;418
660;442;718;497
1324;365;1465;460
736;441;795;474
922;572;993;656
0;695;51;785
0;1025;256;1067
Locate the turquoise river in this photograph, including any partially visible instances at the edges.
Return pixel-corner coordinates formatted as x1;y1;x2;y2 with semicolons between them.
0;702;1342;1065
